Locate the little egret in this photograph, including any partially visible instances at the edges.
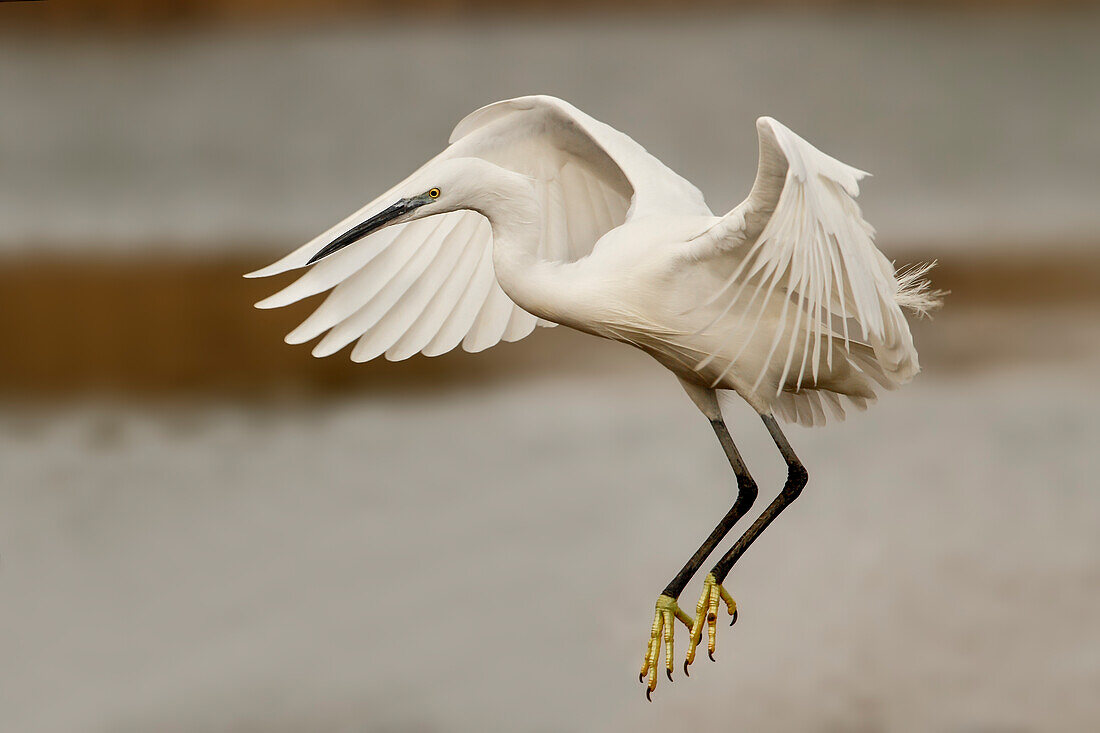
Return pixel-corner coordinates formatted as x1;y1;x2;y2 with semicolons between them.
247;95;940;698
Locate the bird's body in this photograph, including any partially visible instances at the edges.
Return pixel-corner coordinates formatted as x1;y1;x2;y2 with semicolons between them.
490;209;884;417
249;95;940;696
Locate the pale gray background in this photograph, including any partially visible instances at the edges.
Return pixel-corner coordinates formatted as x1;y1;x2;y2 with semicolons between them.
2;11;1098;252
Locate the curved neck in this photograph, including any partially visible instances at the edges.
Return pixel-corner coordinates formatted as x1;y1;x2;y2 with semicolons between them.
464;172;575;324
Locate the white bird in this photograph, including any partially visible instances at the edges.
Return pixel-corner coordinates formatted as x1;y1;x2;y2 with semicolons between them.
247;95;940;698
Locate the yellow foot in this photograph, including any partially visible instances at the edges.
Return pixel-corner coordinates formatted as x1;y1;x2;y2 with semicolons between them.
638;594;693;700
684;573;737;675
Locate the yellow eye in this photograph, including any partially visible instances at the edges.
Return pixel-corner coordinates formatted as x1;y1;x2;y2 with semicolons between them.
428;188;440;199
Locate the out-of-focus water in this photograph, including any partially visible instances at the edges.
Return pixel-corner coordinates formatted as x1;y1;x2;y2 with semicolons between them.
2;10;1099;254
3;357;1099;732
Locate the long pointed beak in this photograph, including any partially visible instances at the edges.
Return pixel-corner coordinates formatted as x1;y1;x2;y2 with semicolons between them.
307;198;415;265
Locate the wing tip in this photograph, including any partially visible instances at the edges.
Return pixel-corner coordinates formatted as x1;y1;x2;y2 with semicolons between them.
284;329;311;346
254;294;287;310
245;261;293;279
461;336;499;354
382;347;419;363
755;115;871;184
351;344;403;364
419;343;452;358
310;335;348;359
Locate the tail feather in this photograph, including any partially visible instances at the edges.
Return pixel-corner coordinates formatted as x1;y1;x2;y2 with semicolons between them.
894;260;946;317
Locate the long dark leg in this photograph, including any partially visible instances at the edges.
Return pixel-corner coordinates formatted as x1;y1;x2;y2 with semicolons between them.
661;418;759;598
709;413;808;585
642;414;759;695
642;381;760;696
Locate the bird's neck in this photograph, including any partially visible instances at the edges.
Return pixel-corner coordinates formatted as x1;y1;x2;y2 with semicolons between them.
467;178;578;325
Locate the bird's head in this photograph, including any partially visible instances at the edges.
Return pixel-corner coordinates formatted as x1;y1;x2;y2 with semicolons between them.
306;157;533;266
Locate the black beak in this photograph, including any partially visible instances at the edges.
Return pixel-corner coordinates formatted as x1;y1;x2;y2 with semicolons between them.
307;198;415;265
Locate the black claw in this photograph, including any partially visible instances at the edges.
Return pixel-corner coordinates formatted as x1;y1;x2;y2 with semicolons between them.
646;688;653;702
683;660;690;677
730;609;738;626
666;669;673;682
708;650;715;662
639;672;645;684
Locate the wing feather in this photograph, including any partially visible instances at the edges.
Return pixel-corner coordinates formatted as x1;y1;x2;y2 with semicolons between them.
254;225;399;311
314;215;455;358
249;95;700;363
501;306;538;343
351;214;477;362
463;282;517;353
284;218;440;345
385;217;486;360
690;117;923;395
422;239;497;357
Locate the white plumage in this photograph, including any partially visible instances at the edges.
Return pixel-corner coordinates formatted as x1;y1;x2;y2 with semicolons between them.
247;95;943;694
248;95;938;425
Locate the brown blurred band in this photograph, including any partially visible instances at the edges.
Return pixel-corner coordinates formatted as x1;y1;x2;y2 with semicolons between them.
0;244;1096;398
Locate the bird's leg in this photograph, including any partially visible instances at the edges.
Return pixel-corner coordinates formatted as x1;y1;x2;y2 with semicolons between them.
639;413;758;699
685;413;808;669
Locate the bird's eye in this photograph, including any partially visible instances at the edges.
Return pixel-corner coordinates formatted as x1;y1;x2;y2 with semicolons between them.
428;188;440;199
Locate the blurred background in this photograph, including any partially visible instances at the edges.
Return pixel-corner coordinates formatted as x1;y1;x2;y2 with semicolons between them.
2;2;1098;731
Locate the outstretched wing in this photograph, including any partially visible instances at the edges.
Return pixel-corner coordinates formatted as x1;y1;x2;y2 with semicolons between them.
247;95;709;362
687;117;919;393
